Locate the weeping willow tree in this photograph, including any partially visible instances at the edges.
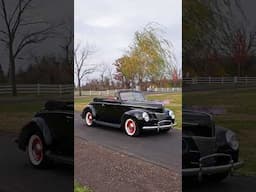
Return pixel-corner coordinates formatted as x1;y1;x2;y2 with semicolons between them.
114;23;177;89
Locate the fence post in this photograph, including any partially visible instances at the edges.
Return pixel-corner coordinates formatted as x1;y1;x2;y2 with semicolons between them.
37;84;40;96
234;76;238;84
59;84;62;95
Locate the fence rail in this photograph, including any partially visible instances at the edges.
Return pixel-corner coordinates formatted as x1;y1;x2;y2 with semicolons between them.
75;87;182;96
183;77;256;85
0;84;73;95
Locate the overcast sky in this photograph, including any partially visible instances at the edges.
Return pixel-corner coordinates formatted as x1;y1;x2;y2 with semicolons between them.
75;0;182;82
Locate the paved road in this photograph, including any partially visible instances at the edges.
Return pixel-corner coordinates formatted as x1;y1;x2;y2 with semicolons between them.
75;112;256;191
0;133;73;192
75;112;182;170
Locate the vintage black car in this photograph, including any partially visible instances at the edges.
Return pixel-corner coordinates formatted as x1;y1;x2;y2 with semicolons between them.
182;109;243;182
16;101;74;168
81;90;176;136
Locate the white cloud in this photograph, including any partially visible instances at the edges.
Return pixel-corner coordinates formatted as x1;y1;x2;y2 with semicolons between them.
75;0;182;82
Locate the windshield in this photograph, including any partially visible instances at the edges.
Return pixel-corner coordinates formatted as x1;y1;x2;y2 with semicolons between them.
119;91;145;101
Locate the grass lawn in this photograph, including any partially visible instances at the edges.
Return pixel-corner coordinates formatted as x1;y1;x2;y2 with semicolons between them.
74;182;92;192
75;92;182;129
0;95;72;133
184;87;256;175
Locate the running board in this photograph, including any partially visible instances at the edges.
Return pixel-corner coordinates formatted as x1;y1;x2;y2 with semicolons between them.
93;120;120;129
46;151;73;165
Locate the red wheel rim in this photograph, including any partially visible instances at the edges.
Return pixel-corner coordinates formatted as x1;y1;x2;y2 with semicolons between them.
125;119;136;135
86;112;93;125
31;137;43;161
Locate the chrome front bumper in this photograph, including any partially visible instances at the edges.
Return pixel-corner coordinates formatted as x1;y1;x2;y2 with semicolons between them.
142;120;176;131
183;153;244;179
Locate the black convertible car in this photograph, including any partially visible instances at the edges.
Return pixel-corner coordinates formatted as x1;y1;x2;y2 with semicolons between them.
81;90;176;136
16;101;74;168
182;109;243;182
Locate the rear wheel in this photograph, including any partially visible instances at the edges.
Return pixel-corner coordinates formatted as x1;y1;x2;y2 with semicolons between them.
84;110;94;127
27;132;48;168
123;118;141;136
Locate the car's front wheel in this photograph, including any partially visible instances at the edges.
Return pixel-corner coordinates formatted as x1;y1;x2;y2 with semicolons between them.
27;132;48;168
123;118;141;137
160;128;171;133
205;172;229;182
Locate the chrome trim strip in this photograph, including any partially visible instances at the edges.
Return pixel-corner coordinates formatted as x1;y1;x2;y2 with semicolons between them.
142;121;176;130
182;161;243;176
183;153;244;179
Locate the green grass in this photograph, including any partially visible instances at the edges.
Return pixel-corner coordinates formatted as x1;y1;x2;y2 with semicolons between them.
75;92;182;129
75;182;92;192
184;88;256;175
0;95;72;133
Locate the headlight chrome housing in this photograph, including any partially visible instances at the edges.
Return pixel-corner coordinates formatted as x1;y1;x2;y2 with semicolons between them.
142;112;150;122
225;130;239;151
168;110;175;119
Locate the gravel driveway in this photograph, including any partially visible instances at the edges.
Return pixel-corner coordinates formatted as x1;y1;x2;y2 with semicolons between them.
75;137;181;192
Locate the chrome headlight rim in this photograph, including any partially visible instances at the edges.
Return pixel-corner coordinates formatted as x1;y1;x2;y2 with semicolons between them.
168;110;175;119
225;130;239;151
142;112;150;122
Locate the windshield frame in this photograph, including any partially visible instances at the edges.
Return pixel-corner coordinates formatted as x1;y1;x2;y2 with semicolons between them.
119;91;146;102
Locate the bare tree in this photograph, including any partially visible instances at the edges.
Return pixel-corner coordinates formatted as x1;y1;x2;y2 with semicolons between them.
74;43;96;96
0;0;56;96
59;25;73;78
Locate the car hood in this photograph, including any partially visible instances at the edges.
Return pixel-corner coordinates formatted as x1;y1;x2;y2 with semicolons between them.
123;100;164;112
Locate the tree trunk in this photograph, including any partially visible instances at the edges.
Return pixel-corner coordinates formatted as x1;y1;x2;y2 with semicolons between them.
78;77;82;96
238;62;241;77
9;44;17;96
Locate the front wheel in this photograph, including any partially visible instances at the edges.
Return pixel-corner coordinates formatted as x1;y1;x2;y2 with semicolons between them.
160;128;171;133
123;118;141;137
27;132;48;168
205;172;229;182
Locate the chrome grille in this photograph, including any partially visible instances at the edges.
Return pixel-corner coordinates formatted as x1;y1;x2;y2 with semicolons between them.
192;137;217;157
154;112;167;120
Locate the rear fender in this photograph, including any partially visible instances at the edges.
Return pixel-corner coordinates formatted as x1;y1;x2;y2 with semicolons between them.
18;117;52;150
82;105;96;118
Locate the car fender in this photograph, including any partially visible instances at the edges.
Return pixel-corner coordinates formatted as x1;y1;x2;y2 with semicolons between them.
121;109;146;124
82;104;96;118
18;117;52;150
215;126;228;145
31;117;52;146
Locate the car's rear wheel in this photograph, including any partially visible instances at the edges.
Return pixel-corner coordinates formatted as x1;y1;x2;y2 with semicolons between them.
123;118;141;136
27;132;48;168
84;110;94;127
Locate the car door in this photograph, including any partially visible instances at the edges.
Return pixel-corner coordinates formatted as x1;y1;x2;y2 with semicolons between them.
101;101;120;124
43;111;73;156
93;101;107;121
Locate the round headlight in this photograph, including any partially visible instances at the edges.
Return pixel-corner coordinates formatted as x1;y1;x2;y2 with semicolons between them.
225;130;239;150
168;110;175;119
142;112;150;122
